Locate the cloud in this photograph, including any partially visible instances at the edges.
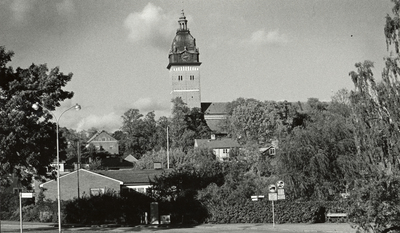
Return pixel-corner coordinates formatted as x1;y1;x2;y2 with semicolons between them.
56;0;75;16
124;3;176;49
74;98;170;133
10;0;35;22
9;0;75;24
132;97;169;113
76;112;121;132
249;29;289;46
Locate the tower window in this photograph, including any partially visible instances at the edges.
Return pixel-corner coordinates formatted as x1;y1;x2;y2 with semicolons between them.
190;75;194;80
178;75;183;81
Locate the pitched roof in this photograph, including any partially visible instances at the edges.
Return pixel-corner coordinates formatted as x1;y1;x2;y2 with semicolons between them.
122;154;138;163
201;102;229;115
96;169;166;185
40;169;124;187
195;138;240;149
101;157;133;169
87;130;117;143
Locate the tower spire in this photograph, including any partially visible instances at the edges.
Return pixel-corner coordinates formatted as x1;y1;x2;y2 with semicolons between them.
178;9;188;31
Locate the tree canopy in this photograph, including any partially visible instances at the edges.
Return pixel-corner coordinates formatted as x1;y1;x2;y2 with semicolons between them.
0;46;74;186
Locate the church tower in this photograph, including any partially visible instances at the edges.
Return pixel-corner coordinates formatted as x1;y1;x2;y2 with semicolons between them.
167;10;201;109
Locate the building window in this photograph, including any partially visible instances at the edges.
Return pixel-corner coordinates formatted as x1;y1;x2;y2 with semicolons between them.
269;148;276;155
223;149;229;154
178;75;183;81
90;188;105;196
13;188;22;194
190;75;194;80
110;146;113;150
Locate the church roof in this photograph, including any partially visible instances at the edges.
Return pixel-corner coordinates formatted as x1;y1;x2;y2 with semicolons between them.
201;102;229;115
170;10;197;53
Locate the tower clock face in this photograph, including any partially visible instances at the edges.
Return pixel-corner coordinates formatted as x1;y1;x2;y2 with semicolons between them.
181;53;190;62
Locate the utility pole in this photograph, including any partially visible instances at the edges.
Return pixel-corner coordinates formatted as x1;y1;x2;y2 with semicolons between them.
167;126;170;169
77;140;81;200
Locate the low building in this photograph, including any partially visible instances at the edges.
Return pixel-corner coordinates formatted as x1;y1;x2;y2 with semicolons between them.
194;135;241;161
39;169;165;201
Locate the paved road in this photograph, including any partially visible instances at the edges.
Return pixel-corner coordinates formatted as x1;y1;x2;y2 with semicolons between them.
0;221;357;233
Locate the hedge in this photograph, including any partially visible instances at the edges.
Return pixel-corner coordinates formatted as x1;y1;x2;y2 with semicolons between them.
203;199;350;224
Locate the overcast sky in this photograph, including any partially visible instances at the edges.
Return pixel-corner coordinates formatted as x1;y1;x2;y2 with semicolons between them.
0;0;394;132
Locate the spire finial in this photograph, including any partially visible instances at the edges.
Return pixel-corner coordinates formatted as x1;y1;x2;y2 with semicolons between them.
178;9;188;30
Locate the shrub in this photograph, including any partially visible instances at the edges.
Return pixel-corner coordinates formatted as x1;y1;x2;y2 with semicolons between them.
64;190;153;225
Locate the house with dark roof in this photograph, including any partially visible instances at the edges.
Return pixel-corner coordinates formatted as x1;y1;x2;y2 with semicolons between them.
259;139;279;158
39;169;165;201
87;130;119;155
194;135;241;161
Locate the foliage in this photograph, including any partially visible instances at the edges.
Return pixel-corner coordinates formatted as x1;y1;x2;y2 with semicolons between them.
0;189;55;222
200;196;348;224
345;1;400;231
276;96;356;201
0;192;20;220
0;46;74;186
348;176;400;233
169;98;211;152
60;127;89;161
118;109;156;158
64;190;153;224
222;98;298;145
150;159;225;223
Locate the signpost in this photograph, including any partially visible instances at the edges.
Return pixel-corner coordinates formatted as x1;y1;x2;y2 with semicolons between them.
19;193;34;233
268;181;285;228
250;180;285;228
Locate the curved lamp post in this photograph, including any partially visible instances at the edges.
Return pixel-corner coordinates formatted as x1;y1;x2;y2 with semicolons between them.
32;103;81;233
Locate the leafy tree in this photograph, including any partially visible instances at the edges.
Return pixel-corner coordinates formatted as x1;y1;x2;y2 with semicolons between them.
169;98;211;152
277;96;356;200
86;127;99;139
119;109;157;158
150;159;225;223
346;1;400;231
0;46;74;186
153;116;170;151
60;127;88;161
222;98;297;145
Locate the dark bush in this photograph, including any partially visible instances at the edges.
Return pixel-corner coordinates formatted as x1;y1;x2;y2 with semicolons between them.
64;190;154;225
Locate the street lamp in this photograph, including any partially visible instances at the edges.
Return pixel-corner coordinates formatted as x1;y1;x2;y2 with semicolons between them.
32;103;81;233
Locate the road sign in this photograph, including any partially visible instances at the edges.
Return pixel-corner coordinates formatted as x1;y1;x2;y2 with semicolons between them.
277;189;284;195
268;192;278;201
268;184;277;193
277;188;285;200
276;180;284;189
21;193;33;198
